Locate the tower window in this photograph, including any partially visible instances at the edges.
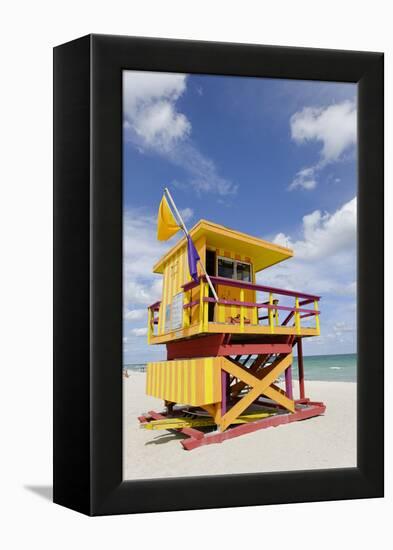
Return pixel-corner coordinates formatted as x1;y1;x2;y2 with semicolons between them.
217;256;252;282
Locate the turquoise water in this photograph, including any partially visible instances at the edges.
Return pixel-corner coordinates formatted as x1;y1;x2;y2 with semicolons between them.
124;353;356;382
292;353;356;382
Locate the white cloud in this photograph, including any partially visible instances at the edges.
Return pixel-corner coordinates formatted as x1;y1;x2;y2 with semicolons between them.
179;207;193;223
288;167;317;191
289;100;357;190
123;210;170;311
171;143;238;196
333;321;355;334
123;71;237;196
273;196;356;262
123;71;189;153
130;327;148;337
124;309;146;321
259;197;357;355
261;197;357;297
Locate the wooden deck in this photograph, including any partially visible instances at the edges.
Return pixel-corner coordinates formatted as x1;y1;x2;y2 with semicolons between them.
148;275;320;345
149;322;318;345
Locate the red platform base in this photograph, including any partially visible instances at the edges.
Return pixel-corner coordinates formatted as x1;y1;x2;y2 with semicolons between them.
138;401;326;451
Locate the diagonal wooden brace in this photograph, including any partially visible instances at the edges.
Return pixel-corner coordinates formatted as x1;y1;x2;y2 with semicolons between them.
219;354;294;431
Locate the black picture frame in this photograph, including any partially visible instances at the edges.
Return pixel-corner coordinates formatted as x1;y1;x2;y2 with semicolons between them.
53;34;384;516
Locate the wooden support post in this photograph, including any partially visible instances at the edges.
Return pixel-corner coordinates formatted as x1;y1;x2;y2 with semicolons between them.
284;364;293;400
274;300;279;326
199;281;205;332
297;337;305;399
295;296;301;335
183;290;190;328
147;307;153;344
221;369;228;417
240;288;245;332
314;299;320;334
203;282;209;331
268;292;274;333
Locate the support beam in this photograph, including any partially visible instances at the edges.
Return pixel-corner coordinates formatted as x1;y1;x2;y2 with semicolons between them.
219;354;294;431
297;338;305;399
285;364;293;400
181;403;326;450
167;335;291;360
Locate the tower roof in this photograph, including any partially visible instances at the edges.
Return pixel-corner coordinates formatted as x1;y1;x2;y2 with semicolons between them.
153;219;293;274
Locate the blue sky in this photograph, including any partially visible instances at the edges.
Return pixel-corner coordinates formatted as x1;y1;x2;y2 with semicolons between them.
123;71;357;364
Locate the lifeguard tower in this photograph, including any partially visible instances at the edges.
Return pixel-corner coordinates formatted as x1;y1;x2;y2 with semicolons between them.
140;218;326;450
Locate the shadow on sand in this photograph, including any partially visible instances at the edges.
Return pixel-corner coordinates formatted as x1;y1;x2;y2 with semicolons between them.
145;432;185;446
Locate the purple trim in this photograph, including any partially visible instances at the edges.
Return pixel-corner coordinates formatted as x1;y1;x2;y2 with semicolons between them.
285;365;293;400
202;296;319;315
148;301;161;311
221;370;227;416
183;300;199;309
300;312;318;319
297;338;305;400
183;275;320;300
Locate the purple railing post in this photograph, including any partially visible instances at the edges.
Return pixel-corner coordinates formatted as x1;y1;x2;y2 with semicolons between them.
285;363;293;400
297;338;305;399
221;370;228;416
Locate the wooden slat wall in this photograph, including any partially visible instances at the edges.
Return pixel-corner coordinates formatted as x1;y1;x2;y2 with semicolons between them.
214;248;257;324
146;358;221;405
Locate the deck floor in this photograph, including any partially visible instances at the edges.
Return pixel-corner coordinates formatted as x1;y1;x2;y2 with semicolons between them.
150;322;318;344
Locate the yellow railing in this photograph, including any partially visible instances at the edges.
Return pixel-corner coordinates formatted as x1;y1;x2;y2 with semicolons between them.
147;276;321;339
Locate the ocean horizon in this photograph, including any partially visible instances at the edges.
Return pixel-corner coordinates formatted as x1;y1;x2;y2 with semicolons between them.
124;352;357;383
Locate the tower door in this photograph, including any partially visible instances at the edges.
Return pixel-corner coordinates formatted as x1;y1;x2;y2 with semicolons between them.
206;249;216;322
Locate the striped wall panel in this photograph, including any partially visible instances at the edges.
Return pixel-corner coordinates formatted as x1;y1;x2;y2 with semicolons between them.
215;248;257;325
146;358;221;406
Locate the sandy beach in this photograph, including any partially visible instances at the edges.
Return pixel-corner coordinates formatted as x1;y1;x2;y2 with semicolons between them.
123;372;356;480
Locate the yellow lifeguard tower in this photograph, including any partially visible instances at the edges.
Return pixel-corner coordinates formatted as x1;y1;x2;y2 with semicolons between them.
140;198;325;450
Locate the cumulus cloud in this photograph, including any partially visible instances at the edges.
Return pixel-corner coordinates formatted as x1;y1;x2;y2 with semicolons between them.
273;197;356;261
179;207;193;223
123;71;189;152
289;100;357;190
130;327;148;337
124;309;146;321
122;209;172;359
259;197;357;354
288;167;317;191
123;71;237;196
261;197;357;297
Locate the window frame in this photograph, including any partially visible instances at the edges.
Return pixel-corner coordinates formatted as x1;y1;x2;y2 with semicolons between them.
216;255;253;282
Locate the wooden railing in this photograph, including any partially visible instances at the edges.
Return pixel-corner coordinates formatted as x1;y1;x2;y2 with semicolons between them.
182;276;320;334
148;276;320;339
147;301;161;343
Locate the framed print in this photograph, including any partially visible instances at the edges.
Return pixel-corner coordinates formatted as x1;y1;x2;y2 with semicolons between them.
53;34;384;515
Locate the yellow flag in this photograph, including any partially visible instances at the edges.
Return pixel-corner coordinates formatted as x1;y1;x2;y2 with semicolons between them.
157;195;181;241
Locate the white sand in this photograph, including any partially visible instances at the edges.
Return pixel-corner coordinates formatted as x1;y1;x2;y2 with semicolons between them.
123;372;356;480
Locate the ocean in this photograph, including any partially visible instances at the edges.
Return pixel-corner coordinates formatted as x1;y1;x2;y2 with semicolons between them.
124;353;356;382
292;353;356;382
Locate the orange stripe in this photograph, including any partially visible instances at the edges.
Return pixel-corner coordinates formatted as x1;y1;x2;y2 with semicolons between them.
155;362;159;397
163;363;167;400
146;365;149;394
159;362;164;398
173;361;178;403
183;361;188;404
180;361;185;403
152;363;155;396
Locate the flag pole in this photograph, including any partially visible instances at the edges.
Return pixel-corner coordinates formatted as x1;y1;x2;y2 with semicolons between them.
164;187;219;302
